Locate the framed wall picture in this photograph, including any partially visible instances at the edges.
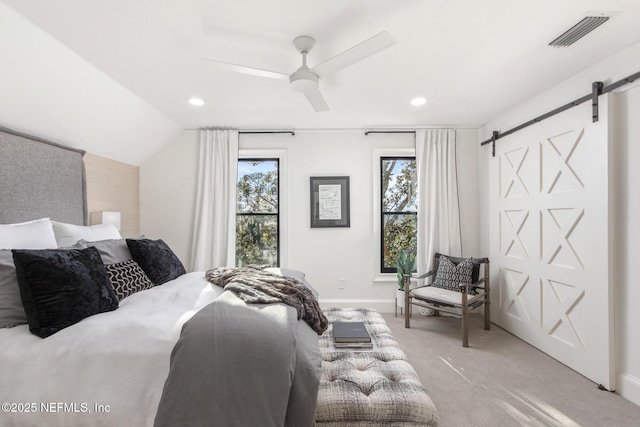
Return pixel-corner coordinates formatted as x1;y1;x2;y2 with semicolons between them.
310;176;350;228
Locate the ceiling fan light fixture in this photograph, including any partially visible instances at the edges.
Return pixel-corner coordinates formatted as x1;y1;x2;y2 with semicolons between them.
289;69;319;93
202;31;394;112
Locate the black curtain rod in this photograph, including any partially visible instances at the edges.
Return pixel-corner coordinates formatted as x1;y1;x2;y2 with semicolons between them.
364;130;416;135
239;130;295;135
480;69;640;147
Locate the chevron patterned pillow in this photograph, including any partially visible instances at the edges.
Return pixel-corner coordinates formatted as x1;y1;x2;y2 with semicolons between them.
105;259;154;300
432;256;474;293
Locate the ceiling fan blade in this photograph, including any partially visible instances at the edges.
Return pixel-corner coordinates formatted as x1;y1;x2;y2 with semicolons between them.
304;89;329;112
311;31;395;77
202;58;289;80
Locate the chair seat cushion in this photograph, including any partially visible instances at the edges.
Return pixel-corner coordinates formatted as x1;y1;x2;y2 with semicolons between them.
411;286;465;306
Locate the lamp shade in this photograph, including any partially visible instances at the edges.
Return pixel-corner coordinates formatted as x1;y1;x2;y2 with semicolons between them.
90;211;121;231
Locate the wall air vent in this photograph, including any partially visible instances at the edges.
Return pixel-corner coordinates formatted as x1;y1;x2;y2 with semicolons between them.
549;15;610;47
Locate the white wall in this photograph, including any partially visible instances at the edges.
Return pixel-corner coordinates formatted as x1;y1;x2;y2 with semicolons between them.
139;131;200;265
0;2;181;166
140;128;479;312
613;83;640;406
478;41;640;406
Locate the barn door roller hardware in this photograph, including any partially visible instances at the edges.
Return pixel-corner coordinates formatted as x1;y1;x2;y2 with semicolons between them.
481;69;640;156
491;131;498;157
592;81;604;122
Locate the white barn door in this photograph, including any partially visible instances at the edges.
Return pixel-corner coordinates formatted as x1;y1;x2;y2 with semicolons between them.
490;95;614;389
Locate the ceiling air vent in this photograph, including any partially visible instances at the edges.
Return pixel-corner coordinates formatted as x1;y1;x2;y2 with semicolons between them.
549;15;610;47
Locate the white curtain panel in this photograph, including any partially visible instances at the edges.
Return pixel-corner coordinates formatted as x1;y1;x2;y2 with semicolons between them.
191;129;239;271
415;129;462;276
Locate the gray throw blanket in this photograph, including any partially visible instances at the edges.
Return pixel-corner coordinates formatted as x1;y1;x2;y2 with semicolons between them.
154;291;322;427
206;266;328;334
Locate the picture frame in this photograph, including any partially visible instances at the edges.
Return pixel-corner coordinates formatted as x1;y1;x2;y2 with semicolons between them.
310;176;350;228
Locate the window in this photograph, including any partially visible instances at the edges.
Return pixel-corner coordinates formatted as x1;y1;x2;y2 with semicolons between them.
236;159;279;267
381;157;417;273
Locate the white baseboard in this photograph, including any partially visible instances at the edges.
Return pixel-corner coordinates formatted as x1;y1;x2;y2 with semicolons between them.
318;298;397;314
617;373;640;406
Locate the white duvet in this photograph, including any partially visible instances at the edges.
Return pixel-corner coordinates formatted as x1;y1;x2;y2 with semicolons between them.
0;272;224;427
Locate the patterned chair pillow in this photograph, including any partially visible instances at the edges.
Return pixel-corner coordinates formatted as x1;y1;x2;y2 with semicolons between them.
105;259;154;300
432;256;474;293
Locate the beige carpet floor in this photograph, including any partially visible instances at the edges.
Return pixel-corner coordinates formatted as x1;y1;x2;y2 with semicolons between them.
382;312;640;427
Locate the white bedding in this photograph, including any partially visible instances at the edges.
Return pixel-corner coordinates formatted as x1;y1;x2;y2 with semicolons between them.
0;272;224;427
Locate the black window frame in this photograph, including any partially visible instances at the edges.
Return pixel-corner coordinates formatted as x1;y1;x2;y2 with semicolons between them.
380;156;417;274
236;157;280;267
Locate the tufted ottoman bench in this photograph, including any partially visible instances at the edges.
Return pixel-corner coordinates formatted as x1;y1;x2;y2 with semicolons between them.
316;308;439;426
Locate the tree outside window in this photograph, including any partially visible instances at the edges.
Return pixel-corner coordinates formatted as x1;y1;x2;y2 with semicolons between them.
381;157;417;273
236;159;279;267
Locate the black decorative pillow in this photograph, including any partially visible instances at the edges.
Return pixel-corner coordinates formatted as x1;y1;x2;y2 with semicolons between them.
105;259;154;300
432;256;474;293
126;238;186;285
11;246;119;338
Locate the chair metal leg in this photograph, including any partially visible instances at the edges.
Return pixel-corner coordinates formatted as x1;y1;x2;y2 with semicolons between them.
404;277;411;328
484;301;491;331
462;289;469;347
484;263;491;331
462;314;469;347
404;304;410;328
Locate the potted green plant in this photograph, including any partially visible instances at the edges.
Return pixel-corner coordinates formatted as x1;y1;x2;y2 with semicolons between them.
395;250;415;310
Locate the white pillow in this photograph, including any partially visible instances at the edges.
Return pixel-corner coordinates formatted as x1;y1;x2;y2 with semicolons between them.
52;221;122;248
0;218;57;249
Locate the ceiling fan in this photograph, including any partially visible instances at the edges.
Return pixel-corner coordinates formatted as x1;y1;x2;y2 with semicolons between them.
202;31;395;112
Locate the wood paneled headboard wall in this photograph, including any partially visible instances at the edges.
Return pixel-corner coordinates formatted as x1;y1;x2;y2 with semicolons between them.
0;126;87;225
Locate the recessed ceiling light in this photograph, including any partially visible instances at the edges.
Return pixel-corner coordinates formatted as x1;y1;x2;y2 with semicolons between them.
188;97;205;106
411;97;427;106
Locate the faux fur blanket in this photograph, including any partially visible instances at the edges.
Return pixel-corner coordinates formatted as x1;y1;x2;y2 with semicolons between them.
206;266;328;334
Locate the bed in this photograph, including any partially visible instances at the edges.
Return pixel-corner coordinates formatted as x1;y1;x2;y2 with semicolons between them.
0;127;438;426
1;222;323;426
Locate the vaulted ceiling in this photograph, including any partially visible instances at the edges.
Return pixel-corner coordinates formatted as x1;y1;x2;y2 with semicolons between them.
2;0;640;165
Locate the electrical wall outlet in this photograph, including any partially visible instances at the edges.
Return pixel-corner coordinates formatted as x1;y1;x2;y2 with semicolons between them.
337;278;346;289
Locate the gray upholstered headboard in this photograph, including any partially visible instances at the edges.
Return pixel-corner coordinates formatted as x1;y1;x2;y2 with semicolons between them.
0;126;87;225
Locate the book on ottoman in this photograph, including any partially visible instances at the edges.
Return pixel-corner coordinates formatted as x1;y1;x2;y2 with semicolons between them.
332;321;371;343
334;341;374;349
